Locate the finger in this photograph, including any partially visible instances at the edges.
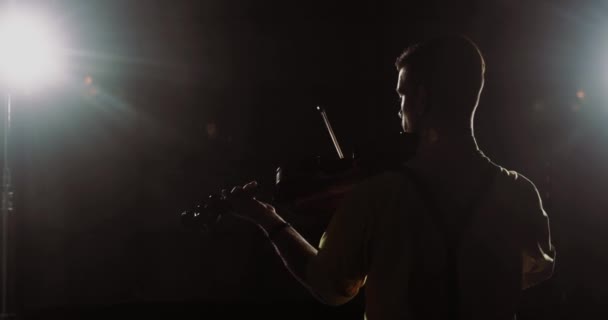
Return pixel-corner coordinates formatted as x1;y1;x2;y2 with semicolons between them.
243;181;258;192
255;199;269;208
228;186;248;203
230;185;243;194
255;199;277;214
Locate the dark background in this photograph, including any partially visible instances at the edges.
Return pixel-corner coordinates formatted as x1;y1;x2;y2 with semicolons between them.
1;0;607;318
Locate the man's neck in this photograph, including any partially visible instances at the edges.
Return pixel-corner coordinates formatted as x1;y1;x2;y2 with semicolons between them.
407;127;484;175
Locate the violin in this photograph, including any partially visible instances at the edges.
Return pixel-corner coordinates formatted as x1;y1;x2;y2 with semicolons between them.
180;106;418;232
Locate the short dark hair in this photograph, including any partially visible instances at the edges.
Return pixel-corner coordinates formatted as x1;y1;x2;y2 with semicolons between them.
395;35;485;108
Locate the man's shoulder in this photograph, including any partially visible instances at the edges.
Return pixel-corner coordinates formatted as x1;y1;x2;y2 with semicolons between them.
489;167;545;222
495;167;541;200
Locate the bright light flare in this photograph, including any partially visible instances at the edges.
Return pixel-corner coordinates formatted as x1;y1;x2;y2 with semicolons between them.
576;89;586;100
0;9;63;90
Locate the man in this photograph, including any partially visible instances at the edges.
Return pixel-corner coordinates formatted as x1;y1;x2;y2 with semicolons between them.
228;35;555;319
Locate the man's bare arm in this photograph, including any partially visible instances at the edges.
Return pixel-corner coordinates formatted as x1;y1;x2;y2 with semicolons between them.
255;210;319;290
227;181;365;305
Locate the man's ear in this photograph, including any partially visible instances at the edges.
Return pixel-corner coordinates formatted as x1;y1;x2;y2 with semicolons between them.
415;85;428;116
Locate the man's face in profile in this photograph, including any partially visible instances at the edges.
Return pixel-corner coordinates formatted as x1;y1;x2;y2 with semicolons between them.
396;67;415;133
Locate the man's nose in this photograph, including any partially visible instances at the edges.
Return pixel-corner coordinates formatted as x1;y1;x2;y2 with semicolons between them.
398;109;403;119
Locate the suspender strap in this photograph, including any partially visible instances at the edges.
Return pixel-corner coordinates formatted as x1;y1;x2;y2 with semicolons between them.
403;165;497;320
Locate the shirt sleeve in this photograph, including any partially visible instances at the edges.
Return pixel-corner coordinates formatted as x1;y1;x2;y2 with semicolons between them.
305;174;392;305
515;172;556;290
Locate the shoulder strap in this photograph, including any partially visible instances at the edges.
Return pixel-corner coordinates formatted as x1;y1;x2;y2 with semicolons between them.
403;165;498;320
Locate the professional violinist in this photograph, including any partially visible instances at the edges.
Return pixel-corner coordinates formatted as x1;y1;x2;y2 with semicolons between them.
226;35;555;320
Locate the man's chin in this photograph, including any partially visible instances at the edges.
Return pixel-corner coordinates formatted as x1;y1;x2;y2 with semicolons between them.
401;120;413;133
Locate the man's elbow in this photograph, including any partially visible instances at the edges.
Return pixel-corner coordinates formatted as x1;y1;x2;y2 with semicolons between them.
305;256;366;306
310;287;360;306
308;279;364;306
521;244;556;290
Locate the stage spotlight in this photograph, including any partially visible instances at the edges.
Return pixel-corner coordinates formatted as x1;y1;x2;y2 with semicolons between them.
0;8;65;319
0;9;64;90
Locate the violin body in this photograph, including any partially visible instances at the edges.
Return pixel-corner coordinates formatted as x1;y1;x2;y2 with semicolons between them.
180;132;418;232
